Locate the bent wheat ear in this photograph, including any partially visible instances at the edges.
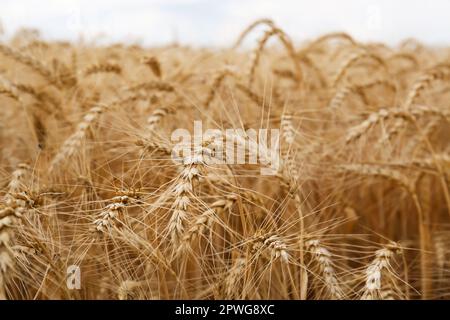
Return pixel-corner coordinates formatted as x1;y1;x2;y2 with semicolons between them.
403;64;450;109
361;244;402;300
232;18;275;49
251;232;290;263
345;108;412;144
93;196;132;234
204;66;237;109
247;27;302;87
332;50;386;87
303;32;356;52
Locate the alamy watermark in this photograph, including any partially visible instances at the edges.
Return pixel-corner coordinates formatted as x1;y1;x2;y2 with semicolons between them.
366;4;382;31
170;121;281;175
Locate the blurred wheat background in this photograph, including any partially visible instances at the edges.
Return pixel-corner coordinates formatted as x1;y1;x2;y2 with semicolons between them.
0;1;449;300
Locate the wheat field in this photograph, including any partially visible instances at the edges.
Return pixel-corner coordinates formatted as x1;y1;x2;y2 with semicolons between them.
0;19;449;300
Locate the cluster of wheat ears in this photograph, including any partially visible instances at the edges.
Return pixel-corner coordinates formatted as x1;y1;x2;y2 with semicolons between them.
0;19;449;300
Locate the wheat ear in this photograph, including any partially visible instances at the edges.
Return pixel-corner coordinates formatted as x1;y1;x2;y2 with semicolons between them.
135;138;172;156
93;195;133;234
126;80;175;93
0;163;30;300
0;43;59;86
403;64;450;109
247;26;301;87
168;143;212;247
49;105;106;171
281;112;296;145
223;257;247;299
328;83;353;110
361;244;401;300
178;195;236;255
332;50;386;87
0;85;20;102
204;66;236;109
251;232;290;263
306;239;344;299
146;105;174;133
344;107;437;144
83;62;122;77
380;64;450;156
142;56;162;78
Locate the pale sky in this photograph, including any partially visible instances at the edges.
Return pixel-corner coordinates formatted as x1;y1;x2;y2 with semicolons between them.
0;0;449;47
